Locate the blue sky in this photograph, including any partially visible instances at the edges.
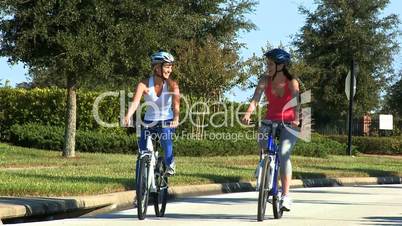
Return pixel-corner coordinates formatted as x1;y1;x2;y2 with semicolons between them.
1;0;401;101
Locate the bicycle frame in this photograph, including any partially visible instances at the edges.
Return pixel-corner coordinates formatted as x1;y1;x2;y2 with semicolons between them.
137;148;158;193
259;122;281;194
136;122;170;220
257;120;285;221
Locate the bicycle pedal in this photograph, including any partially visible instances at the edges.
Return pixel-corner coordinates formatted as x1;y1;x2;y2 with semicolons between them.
267;197;273;204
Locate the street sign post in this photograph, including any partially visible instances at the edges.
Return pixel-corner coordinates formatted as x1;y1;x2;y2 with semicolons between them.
346;59;357;156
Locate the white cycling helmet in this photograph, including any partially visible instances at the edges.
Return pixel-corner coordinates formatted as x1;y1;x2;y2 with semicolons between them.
151;51;175;65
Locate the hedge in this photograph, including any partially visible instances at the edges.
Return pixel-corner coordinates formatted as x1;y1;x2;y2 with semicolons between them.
9;123;348;157
0;87;248;140
294;133;352;157
326;135;402;155
0;87;123;139
10;124;137;154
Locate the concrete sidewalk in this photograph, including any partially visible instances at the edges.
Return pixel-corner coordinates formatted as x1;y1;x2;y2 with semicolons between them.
0;176;401;224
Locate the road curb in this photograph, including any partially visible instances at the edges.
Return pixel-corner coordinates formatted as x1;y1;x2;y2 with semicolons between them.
0;176;401;222
292;176;402;188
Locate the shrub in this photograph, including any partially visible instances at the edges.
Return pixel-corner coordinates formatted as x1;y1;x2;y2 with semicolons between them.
10;124;137;153
9;123;64;151
0;87;123;139
174;136;258;156
326;135;402;155
294;133;353;157
9;124;348;158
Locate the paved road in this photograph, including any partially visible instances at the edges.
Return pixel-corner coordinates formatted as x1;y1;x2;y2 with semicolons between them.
14;184;402;226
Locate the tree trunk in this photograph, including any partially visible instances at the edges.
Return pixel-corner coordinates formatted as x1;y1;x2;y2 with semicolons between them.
63;75;77;158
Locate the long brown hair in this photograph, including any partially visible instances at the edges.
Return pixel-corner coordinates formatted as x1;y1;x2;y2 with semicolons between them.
272;65;295;81
283;67;295;80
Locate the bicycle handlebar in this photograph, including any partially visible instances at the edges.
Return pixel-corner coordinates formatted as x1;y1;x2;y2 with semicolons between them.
259;120;291;128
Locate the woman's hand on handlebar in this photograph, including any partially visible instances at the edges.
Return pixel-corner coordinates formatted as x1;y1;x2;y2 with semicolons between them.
242;114;252;125
290;120;300;128
170;117;179;128
123;116;131;127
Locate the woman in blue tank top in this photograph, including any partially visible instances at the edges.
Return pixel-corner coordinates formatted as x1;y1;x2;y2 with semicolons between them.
124;50;180;175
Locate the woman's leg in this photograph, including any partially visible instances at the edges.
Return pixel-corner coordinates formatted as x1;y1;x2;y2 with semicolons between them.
160;125;175;173
278;127;298;196
138;126;153;153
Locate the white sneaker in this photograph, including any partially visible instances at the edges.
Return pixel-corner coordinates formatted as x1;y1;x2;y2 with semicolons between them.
166;162;176;176
281;195;292;211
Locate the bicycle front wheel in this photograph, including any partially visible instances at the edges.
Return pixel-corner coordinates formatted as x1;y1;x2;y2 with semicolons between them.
136;156;150;220
272;193;283;219
153;157;168;217
257;157;271;221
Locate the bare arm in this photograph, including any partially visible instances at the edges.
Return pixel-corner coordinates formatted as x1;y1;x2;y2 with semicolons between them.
166;78;180;127
169;79;180;128
124;82;146;126
289;79;300;127
242;75;267;124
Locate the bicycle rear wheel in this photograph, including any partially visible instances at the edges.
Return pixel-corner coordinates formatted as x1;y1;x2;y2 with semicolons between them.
257;157;271;221
153;157;168;217
136;156;150;220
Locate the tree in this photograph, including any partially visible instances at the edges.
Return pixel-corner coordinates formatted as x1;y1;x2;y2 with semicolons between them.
1;0;122;157
1;0;257;155
28;0;258;91
293;0;400;126
384;71;402;115
175;36;247;100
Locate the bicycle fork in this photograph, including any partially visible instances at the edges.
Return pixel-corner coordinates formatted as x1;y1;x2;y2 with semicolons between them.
148;154;157;193
270;154;280;196
137;152;157;193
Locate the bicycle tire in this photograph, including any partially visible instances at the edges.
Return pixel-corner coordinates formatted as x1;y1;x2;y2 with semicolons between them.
257;157;271;221
136;156;150;220
153;157;168;217
272;193;283;219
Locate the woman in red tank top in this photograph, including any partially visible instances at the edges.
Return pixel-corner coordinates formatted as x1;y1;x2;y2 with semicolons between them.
242;48;300;211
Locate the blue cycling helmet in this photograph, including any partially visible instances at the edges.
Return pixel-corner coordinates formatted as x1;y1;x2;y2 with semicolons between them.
151;51;175;65
264;48;291;64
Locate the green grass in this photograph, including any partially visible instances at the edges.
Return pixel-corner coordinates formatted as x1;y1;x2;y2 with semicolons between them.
0;143;401;197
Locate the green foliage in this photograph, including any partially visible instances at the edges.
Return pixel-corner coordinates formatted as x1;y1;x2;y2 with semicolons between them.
0;0;258;156
0;87;250;139
0;0;257;91
1;0;114;84
0;88;122;139
0;0;258;157
384;72;402;115
0;87;66;138
175;135;257;156
326;135;402;155
175;36;245;99
10;123;137;153
9;123;64;151
293;0;401;125
9;123;347;157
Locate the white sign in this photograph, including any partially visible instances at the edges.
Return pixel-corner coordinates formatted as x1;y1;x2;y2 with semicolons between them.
345;71;356;100
379;114;393;130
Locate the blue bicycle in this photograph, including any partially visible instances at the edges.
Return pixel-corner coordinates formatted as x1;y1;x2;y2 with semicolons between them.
256;120;288;221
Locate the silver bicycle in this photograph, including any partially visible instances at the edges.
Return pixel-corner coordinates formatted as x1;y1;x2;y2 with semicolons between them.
136;123;169;220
